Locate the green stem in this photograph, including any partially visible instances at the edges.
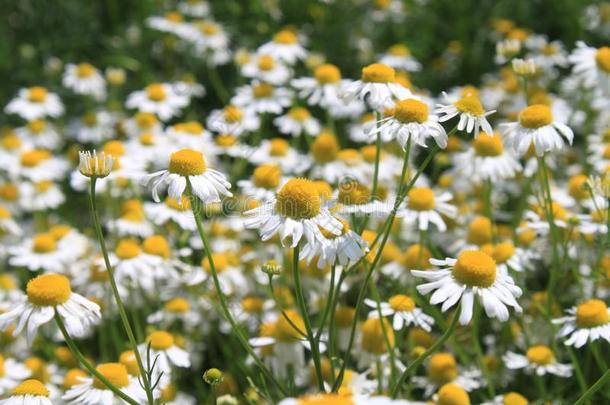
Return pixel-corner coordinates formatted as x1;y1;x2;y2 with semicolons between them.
574;369;610;405
369;279;397;386
54;312;139;405
568;346;590;402
88;178;155;405
186;179;287;397
371;111;382;200
472;301;495;398
391;306;460;398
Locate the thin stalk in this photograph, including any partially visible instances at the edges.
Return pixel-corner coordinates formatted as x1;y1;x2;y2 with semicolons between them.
391;307;460;398
568;346;590;402
574;369;610;405
88;178;155;405
371;111;382;200
472;301;495;398
54;312;139;405
369;279;397;386
186;179;287;397
315;264;336;342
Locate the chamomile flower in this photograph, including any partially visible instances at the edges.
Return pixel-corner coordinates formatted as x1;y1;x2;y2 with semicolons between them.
18;181;65;212
144;196;196;231
278;393;415;405
237;164;284;201
165;121;213;150
109;200;154;238
0;356;31;395
400;187;457;232
480;241;532;274
147;297;201;331
569;42;610;90
207;104;260;136
0;273;101;343
8;232;71;272
17;149;69;182
126;83;190;121
364;294;435;332
357;317;396;369
501;104;574;156
122;112;164;138
334;179;392;216
244;178;342;247
242;54;292;85
146;11;196;39
139;331;191;375
67;110;116;144
15;120;62;150
273;107;321;137
552;299;610;347
191;20;232;64
503;345;572;377
412;250;522;324
5;87;64;121
379;44;422;72
62;362;147;404
178;0;210;17
0;379;52;405
412;353;482;397
247;138;310;175
62;63;107;100
343;63;411;110
371;98;448;149
148;149;232;204
435;92;495;138
0;206;21;238
291;64;349;108
231;82;292;114
481;392;529;405
257;29;307;65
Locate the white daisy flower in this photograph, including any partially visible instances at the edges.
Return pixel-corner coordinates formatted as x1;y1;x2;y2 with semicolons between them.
400;187;457;232
144;196;196;231
412;353;483;397
278;393;419;405
0;273;101;343
14;120;62;150
62;63;107;100
146;11;197;39
0;356;31;395
0;206;21;238
178;0;210;17
334;179;393;216
231;81;292;114
379;44;422;72
207;104;260;136
62;362;147;404
343;63;411;110
552;299;610;348
148;149;232;204
126;83;190;121
147;297;201;331
191;20;232;64
273;107;321;137
501;104;574;156
503;346;572;377
291;63;350;108
257;30;307;65
122;111;164;138
364;294;435;332
18;181;65;212
247;138;311;175
67;110;117;144
244;178;342;247
435;92;495;138
481;392;530;405
139;331;191;376
411;250;523;325
16;149;69;182
237;163;284;201
165;121;213;151
370;98;448;149
0;379;53;405
480;240;532;274
569;42;610;90
242;54;292;85
8;232;72;272
4;87;64;121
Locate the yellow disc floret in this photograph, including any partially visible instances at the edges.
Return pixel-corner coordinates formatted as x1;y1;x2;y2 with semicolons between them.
28;87;48;103
274;309;306;342
526;345;554;365
27;273;71;306
269;138;290;156
394;98;429;124
315;64;341;84
437;383;471;405
361;63;395;83
115;239;141;260
76;63;95;78
407;187;436;211
503;392;529;405
311;132;339;163
253;164;282;189
454;95;485;116
338;180;370;205
12;379;49;397
596;47;610;73
146;83;167;102
576;299;610;328
142;235;170;259
296;393;355;405
223;105;243;123
519;105;553;129
21;149;51;167
168;149;206;176
92;363;130;389
164;297;190;313
63;369;87;389
388;294;415;312
428;352;458;385
473;133;504;157
147;331;175;350
361;317;395;354
466;217;493;246
32;233;57;253
273;30;298;44
253;82;274;98
452;250;497;288
275;178;321;219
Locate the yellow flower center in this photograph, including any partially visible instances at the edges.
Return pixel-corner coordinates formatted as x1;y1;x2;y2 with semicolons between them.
0;184;18;201
174;121;204;135
115;239;141;260
491;241;515;264
27;274;71;306
407;187;436;211
388;44;411;56
28;119;47;134
143;235;170;258
147;331;175;350
165;11;183;23
1;133;22;150
568;174;589;200
361;317;395;354
437;383;471;405
139;133;155;146
258;54;275;71
198;21;219;35
241;296;264;313
576;299;610;328
90;261;109;282
296;394;355;405
82;111;98;127
273;30;298;44
334;306;356;328
165;196;190;211
76;63;95;78
49;224;71;240
13;379;49;397
389;294;415;312
253;164;282;189
361;63;395;83
275;178;321;219
596;47;610;73
503;392;529;405
161;384;177;402
338;180;370;205
288;107;311;122
269;138;290;156
428;353;458;385
454;95;485;116
63;369;87;389
466;217;493;245
519;104;553;129
32;233;57;253
394;98;429;124
461;85;480;98
526;345;554;365
21;149;51;167
164;297;190;313
0;274;15;289
253;83;274;98
135;112;157;129
103;140;125;157
92;363;130;389
216;134;237;147
202;253;229;273
315;64;341;84
168;149;206;176
119;351;140;376
28;87;48;103
275;309;306;342
452;250;497;288
320;217;349;239
146;83;167;102
223;105;243;123
473;133;504;157
311;132;339;163
403;244;432;269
